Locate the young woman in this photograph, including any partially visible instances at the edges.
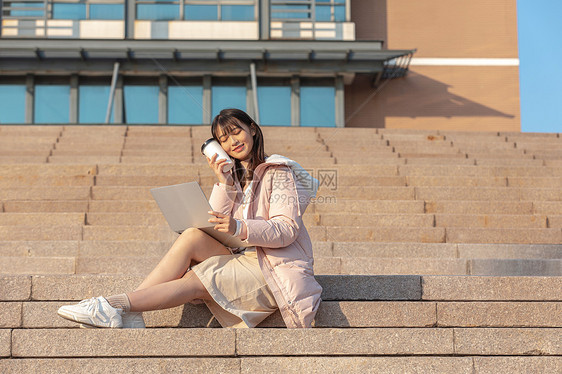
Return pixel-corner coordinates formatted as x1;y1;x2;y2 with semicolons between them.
57;108;322;329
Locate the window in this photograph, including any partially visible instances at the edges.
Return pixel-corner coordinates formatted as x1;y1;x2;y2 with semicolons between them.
0;85;26;124
52;3;86;19
221;5;255;21
6;2;46;17
79;85;113;124
168;85;204;124
137;2;180;21
35;84;70;124
271;0;346;22
124;85;159;124
257;84;291;126
90;4;125;20
300;85;335;127
185;4;217;20
212;85;246;118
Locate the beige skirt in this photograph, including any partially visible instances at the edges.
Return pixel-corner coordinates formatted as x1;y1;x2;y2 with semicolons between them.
191;248;278;328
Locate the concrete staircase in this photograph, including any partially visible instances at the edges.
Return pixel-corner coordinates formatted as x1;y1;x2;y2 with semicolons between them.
1;125;560;372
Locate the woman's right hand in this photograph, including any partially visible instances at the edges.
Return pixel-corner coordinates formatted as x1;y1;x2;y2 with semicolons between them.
206;153;234;186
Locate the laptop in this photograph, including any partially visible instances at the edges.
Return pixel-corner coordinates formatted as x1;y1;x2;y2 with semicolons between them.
150;181;250;248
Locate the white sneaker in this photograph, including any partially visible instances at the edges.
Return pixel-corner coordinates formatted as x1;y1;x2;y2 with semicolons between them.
57;296;123;328
80;312;145;329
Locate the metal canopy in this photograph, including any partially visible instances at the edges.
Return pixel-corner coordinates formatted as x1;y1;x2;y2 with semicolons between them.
0;39;415;75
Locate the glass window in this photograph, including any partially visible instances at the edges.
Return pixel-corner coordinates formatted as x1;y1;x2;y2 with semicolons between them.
10;2;45;17
52;3;86;19
169;85;204;124
221;5;254;21
90;4;124;20
124;85;159;124
212;86;246;118
79;85;113;124
300;86;335;127
137;4;179;20
271;5;310;19
257;86;291;126
35;85;70;124
0;85;26;124
185;5;217;20
315;5;331;21
334;4;345;21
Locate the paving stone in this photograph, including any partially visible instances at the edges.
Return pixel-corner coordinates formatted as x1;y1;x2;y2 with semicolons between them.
319;213;434;227
78;240;172;257
533;201;562;214
0;276;31;301
435;214;547;229
236;328;454;355
421;276;562;301
88;200;160;213
0;257;75;275
340;257;468;275
91;186;154;200
0;302;22;328
241;357;474;374
0;175;94;187
0;329;10;357
31;275;142;300
425;201;534;215
473;357;562;374
12;329;235;357
0;226;82;241
415;187;520;201
0;165;97;177
0;213;85;226
469;259;562;276
82;225;178;241
457;244;562;259
454;328;561;355
406;176;507;187
0;358;240;373
324;226;445;243
446;228;562;244
0;187;91;201
317;186;415;200
332;242;458;258
3;201;89;213
313;199;424;214
437;302;561;327
317;275;421;300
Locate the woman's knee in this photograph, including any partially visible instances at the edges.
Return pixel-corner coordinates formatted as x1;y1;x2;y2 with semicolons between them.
182;270;211;300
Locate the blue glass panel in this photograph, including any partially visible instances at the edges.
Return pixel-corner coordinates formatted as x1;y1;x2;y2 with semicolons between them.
185;5;217;20
90;4;124;20
137;4;179;20
124;85;159;124
271;5;310;19
0;85;26;124
35;85;70;124
52;3;86;19
79;86;115;124
334;5;345;21
300;86;335;127
315;5;331;21
11;2;44;17
221;5;254;21
169;85;203;125
212;86;246;119
257;86;291;126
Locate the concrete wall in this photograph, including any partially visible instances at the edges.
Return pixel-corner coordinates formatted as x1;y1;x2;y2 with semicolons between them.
347;0;520;131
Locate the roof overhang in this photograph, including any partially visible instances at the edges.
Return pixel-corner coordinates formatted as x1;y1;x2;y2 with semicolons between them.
0;39;415;78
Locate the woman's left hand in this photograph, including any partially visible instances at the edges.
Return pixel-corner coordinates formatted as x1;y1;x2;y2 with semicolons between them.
208;210;236;235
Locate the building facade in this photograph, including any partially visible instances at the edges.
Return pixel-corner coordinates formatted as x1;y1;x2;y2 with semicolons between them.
0;0;519;131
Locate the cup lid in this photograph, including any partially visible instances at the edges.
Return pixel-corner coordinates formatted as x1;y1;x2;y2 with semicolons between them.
201;138;216;155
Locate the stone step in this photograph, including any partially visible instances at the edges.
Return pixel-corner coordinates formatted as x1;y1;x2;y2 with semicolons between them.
0;257;75;275
4;328;560;358
2;300;559;329
397;165;562;177
2;200;89;213
0;164;97;176
406;176;507;187
0;226;83;241
0;213;85;226
313;199;424;214
445;228;562;244
0;187;91;201
48;156;121;164
434;214;548;228
403;158;476;166
416;187;562;201
0;156;47;163
0;125;63;135
2;274;560;301
425;201;534;214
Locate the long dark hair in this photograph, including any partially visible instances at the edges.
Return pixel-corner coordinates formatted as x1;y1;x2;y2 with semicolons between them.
211;108;268;190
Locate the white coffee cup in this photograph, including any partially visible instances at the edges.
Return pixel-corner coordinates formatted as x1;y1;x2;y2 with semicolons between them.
201;138;234;173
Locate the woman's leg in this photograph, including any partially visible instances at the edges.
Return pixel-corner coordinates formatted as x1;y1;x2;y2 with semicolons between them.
127;269;210;312
134;227;231;292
